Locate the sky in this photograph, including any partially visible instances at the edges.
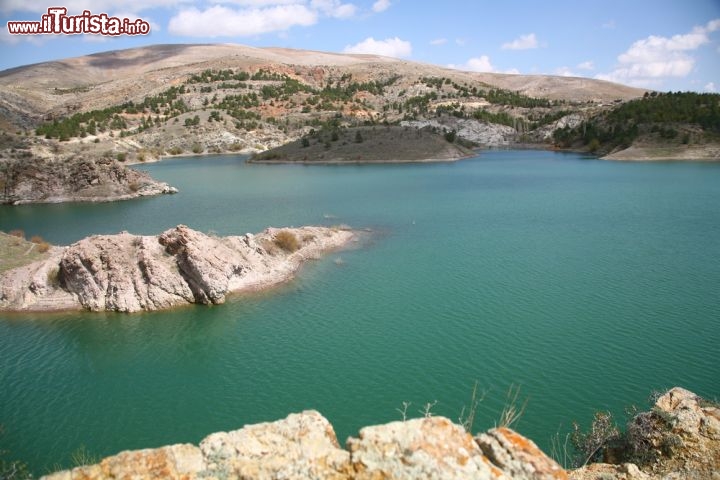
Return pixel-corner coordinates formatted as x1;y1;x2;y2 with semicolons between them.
1;0;719;92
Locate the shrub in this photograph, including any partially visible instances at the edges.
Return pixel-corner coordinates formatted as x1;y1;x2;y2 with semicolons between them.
116;152;127;162
191;143;203;154
30;235;44;244
273;230;300;252
168;146;183;155
47;266;59;284
8;229;24;239
571;411;620;467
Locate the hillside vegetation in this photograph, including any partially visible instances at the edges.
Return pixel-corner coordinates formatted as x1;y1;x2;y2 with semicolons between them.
552;92;720;156
1;44;717;167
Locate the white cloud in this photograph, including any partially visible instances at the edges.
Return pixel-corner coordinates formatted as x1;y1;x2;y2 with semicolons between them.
168;4;317;37
310;0;357;18
430;38;447;46
464;55;493;72
455;38;466;46
210;0;303;4
501;33;538;50
343;36;411;58
602;20;616;29
555;66;575;77
552;62;595;78
448;55;519;74
372;0;391;13
596;18;720;86
1;0;184;15
705;82;717;92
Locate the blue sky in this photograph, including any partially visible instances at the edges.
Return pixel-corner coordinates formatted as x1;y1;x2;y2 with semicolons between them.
1;0;719;92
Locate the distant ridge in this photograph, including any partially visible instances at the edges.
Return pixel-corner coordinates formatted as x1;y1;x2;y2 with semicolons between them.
0;43;645;127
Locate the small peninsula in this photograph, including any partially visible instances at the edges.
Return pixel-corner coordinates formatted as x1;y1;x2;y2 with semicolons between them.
248;125;475;164
0;225;354;312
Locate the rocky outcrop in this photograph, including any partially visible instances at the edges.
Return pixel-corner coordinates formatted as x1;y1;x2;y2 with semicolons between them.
532;114;585;141
0;225;354;312
42;411;565;480
570;387;720;480
476;427;568;479
401;119;517;148
348;416;509;479
0;156;177;205
39;388;719;480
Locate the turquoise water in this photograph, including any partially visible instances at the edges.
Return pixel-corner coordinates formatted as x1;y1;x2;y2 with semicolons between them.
1;151;719;474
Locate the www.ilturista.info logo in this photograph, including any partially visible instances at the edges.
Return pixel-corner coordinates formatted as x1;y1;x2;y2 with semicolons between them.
7;7;150;36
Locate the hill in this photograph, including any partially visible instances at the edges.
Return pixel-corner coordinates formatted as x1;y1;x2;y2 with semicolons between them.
250;125;474;164
552;92;720;160
1;43;716;200
0;44;650;164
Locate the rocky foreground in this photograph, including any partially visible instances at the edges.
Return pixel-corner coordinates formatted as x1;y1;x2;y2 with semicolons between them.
41;387;719;480
0;225;354;312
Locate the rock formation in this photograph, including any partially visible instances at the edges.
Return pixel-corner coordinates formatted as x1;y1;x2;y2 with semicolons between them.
0;225;354;312
42;411;566;480
0;156;177;205
39;387;719;479
570;387;720;480
401;119;517;148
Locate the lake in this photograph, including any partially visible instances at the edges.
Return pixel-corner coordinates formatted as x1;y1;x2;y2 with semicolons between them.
1;150;719;474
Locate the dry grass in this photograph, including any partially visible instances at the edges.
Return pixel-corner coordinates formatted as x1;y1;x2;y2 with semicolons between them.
497;384;528;429
273;230;300;252
30;235;51;252
0;231;53;273
458;381;487;433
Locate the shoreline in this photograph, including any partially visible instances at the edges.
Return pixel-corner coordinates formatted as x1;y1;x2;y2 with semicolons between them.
247;151;478;165
123;143;720;168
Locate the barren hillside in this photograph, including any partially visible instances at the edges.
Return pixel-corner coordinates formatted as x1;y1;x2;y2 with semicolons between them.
0;43;645;128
